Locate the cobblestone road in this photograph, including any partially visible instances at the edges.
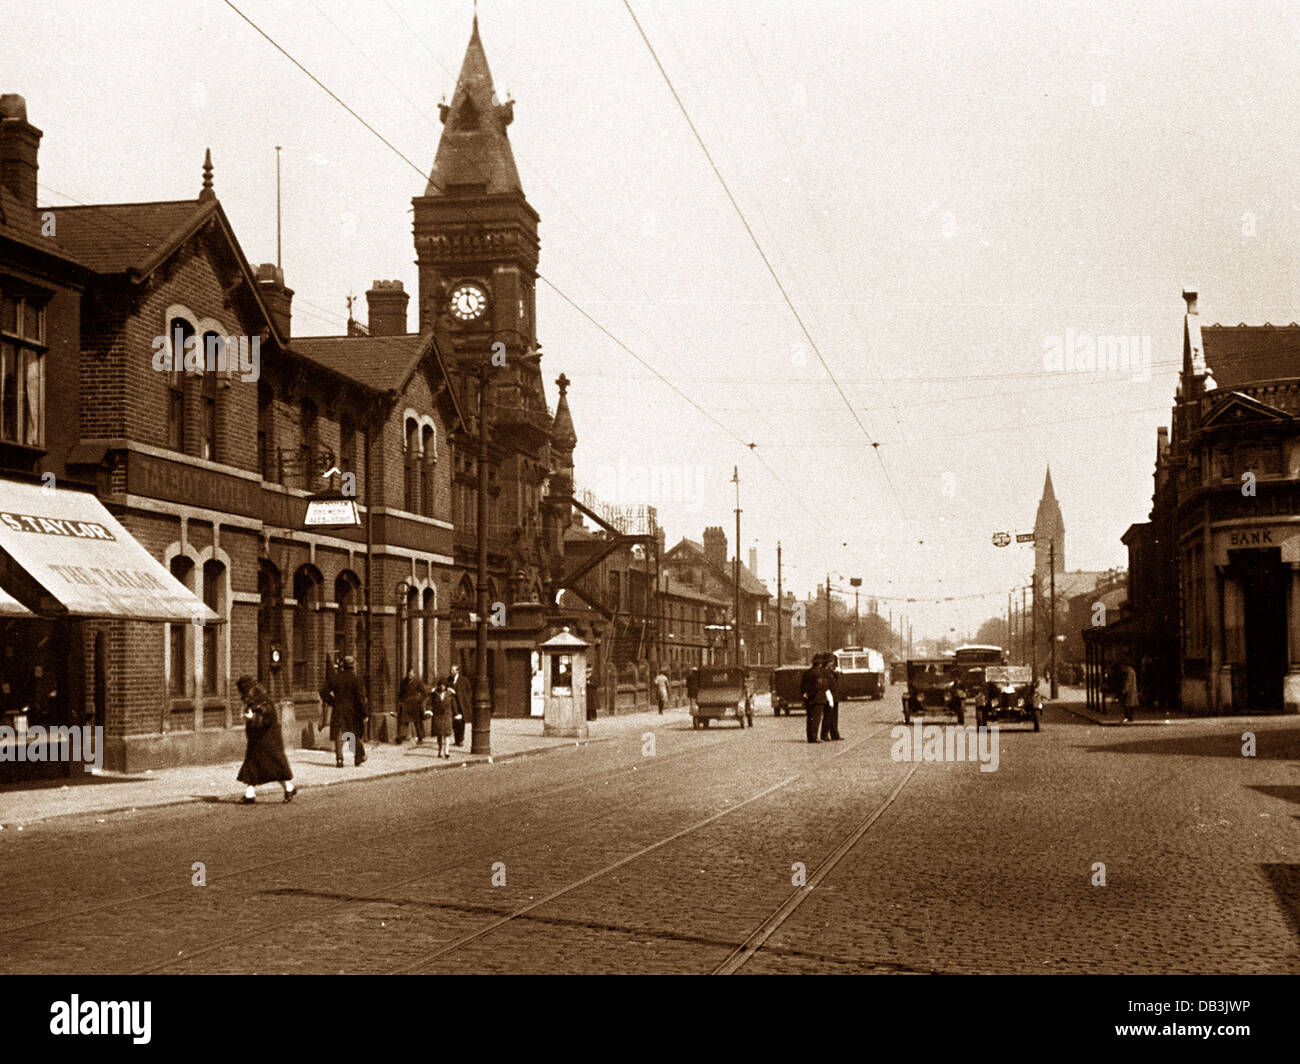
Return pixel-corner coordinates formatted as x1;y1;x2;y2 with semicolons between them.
2;694;1296;974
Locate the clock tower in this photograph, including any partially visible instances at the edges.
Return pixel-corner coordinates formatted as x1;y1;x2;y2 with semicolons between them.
413;14;539;375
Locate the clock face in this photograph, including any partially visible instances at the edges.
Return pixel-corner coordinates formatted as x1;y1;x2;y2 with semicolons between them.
449;283;488;322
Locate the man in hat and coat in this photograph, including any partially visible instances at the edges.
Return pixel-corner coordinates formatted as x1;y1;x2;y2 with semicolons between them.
446;662;471;747
801;655;834;743
235;676;295;803
322;654;369;767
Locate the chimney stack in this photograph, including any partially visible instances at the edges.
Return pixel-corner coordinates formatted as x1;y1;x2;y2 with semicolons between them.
702;526;727;574
366;280;409;337
1182;288;1198;315
0;94;41;211
255;263;293;340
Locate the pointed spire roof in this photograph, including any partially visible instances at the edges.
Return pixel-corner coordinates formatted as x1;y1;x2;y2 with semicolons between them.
551;373;577;450
426;18;522;196
199;148;215;202
1042;465;1056;503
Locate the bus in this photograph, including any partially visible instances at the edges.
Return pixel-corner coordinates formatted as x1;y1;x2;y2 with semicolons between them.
833;646;886;700
952;644;1007;700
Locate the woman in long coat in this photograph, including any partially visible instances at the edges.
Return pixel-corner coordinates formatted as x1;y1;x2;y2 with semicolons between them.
236;675;296;803
431;681;455;758
398;667;430;745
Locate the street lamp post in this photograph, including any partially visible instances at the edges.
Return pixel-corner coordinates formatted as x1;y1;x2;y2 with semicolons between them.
472;362;492;756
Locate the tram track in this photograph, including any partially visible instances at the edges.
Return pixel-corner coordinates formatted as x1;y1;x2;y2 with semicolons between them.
387;721;915;975
2;730;728;943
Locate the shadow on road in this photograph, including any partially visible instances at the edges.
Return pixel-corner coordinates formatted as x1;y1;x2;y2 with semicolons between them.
1081;727;1300;760
1260;865;1300;944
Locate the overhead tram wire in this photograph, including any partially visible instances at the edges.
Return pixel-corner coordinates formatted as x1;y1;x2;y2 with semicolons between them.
622;0;920;543
219;0;819;522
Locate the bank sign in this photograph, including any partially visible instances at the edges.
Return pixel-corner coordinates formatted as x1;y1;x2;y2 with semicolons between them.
1211;522;1300;565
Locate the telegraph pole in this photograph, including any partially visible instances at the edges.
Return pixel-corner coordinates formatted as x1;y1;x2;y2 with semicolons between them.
1049;538;1058;700
776;541;783;667
472;363;492;755
732;467;741;667
825;571;832;654
1031;571;1039;689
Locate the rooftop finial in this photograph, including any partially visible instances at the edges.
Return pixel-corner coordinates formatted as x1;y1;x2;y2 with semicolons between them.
199;148;214;201
555;372;570;398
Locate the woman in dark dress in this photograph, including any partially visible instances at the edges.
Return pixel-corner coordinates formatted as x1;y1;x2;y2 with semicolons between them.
431;681;455;758
235;675;296;804
398;667;430;745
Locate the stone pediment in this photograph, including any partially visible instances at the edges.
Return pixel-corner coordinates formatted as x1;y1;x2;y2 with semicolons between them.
1202;391;1292;428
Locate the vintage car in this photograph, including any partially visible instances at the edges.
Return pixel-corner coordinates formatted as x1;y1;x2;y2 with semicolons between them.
904;658;964;724
770;664;809;716
976;665;1042;731
889;660;908;686
692;666;752;729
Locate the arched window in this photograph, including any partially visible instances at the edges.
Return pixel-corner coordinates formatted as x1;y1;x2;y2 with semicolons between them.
258;381;276;481
257;562;283;686
166;318;194;452
420;423;435;517
201;559;225;697
292;567;322;690
405;585;422;679
404;417;420;513
423;587;437;682
200;337;219;461
168;555;194;700
335;571;361;658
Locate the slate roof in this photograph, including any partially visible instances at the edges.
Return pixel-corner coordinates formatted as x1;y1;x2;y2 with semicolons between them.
1201;324;1300;389
667;536;771;598
291;333;425;394
38;198;212;275
426;18;522;196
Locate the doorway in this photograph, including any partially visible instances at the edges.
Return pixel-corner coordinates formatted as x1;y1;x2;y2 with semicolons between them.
1235;548;1286;713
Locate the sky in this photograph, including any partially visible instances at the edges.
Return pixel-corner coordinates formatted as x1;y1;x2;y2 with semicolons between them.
7;0;1300;644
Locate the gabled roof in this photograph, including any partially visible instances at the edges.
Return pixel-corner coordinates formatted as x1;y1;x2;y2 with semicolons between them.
1201;324;1300;389
426;17;522;197
665;536;771;598
1201;389;1293;428
40;198;215;276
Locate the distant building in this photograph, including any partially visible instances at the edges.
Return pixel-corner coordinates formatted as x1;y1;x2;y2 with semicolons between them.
664;529;772;665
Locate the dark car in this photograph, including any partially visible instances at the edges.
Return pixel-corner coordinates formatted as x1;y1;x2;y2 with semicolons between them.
770;665;809;715
904;658;964;724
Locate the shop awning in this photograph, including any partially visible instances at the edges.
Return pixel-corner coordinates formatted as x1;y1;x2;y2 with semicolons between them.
0;479;220;623
0;585;35;617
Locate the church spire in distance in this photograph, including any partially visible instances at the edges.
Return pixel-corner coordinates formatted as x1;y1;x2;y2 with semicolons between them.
427;12;522;197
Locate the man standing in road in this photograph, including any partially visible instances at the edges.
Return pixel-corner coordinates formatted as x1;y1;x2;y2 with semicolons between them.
802;655;832;743
322;654;368;767
447;662;471;747
821;656;842;741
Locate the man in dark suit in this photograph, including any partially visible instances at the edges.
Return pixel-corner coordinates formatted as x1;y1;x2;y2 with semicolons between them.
447;663;471;746
821;656;843;741
801;655;831;743
322;654;368;767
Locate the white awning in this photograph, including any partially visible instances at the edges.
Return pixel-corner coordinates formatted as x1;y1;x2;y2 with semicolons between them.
0;479;219;623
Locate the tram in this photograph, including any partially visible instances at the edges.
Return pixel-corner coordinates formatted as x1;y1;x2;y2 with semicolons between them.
832;646;886;700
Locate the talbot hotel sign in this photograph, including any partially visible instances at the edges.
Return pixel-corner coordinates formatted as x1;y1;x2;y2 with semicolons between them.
127;451;307;528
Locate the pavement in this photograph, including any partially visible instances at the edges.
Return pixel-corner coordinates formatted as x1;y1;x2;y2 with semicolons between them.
1046;683;1293;728
0;703;699;829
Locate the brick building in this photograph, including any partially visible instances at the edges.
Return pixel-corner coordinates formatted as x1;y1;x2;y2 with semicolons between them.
1092;289;1300;715
664;529;772;666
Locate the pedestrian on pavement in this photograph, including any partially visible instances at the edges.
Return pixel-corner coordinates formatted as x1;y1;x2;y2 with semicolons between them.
447;663;471;746
235;676;295;804
322;654;368;767
654;668;670;714
398;667;429;745
431;680;455;758
1122;663;1139;722
801;655;832;743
